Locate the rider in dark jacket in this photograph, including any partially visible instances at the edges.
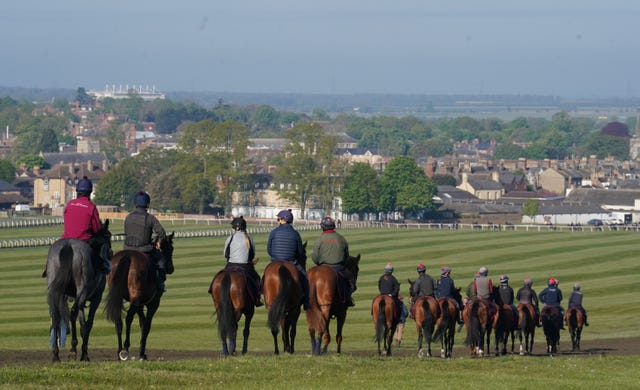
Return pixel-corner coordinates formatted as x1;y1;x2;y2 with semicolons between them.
497;275;519;329
539;277;564;328
378;263;401;319
568;283;589;326
438;266;464;325
516;277;540;326
267;209;309;310
124;191;167;292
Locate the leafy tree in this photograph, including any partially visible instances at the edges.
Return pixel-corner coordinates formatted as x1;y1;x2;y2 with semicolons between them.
493;143;525;159
421;135;453;157
75;87;93;106
341;162;380;220
17;154;47;170
523;199;539;220
93;161;141;207
378;156;437;218
0;159;16;182
274;122;326;218
38;128;59;152
251;105;280;131
431;174;457;186
581;134;629;160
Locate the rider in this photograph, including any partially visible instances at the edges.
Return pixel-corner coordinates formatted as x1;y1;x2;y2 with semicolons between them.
497;275;519;329
378;263;401;319
410;263;436;317
539;277;564;329
516;277;540;327
123;191;168;292
568;283;589;326
224;216;262;307
437;266;465;325
58;176;110;275
473;266;494;301
267;209;309;310
311;216;355;307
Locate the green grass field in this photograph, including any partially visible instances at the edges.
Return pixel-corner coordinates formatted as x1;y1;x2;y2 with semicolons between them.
1;223;639;388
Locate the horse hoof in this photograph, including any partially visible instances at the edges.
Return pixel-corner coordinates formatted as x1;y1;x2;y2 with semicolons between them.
418;349;424;357
118;350;129;361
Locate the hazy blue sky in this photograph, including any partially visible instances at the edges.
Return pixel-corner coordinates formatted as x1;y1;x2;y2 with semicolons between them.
1;1;638;98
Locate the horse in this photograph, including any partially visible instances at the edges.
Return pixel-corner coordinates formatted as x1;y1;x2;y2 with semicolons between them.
494;303;517;355
262;260;304;354
407;280;441;357
105;233;174;361
434;296;460;358
371;294;398;356
565;307;584;352
463;298;497;357
305;254;361;355
208;266;255;356
46;219;112;362
517;303;537;355
540;305;562;354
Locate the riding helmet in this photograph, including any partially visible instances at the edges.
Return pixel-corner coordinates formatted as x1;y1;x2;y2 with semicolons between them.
573;283;581;291
320;216;336;231
231;216;247;231
134;191;151;208
524;277;532;286
499;275;509;284
548;277;557;286
76;176;93;193
478;266;488;276
417;263;426;273
384;263;394;273
440;266;451;275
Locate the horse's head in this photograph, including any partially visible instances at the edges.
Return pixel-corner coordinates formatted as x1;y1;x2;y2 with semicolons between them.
97;219;113;261
159;232;175;274
346;254;361;281
408;279;416;299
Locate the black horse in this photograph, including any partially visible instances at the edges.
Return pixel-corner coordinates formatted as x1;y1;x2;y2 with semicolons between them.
46;220;112;362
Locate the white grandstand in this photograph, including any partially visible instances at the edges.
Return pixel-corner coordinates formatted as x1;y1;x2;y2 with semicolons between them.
88;84;165;101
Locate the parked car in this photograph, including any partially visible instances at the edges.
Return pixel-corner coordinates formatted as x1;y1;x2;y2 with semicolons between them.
587;219;603;226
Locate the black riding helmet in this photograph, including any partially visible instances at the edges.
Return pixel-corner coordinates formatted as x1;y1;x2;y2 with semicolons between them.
320;216;336;231
231;216;247;231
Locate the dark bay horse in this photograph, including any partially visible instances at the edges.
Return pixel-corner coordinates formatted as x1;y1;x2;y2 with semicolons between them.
565;307;584;352
306;254;361;355
105;233;174;361
495;303;517;356
517;303;536;355
208;267;255;356
434;296;460;358
371;294;398;356
46;219;112;362
463;298;497;357
262;260;303;354
541;305;562;354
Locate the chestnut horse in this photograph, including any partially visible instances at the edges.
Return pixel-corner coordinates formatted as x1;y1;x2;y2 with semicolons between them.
541;305;562;354
46;220;112;362
517;303;537;355
262;260;303;354
105;233;174;361
463;298;497;357
371;294;398;356
434;297;460;358
208;267;255;356
306;254;361;355
565;307;584;352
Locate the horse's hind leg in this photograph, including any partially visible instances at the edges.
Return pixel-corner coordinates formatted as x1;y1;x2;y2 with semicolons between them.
241;313;253;355
139;302;160;361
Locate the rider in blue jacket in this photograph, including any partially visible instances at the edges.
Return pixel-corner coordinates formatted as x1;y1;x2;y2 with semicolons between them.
538;277;564;329
267;209;309;310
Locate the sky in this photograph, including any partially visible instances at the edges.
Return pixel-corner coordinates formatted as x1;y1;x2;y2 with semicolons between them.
1;1;639;98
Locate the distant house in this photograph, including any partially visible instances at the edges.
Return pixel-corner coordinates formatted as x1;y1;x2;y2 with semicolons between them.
538;167;590;196
0;179;30;210
457;172;504;200
33;159;107;210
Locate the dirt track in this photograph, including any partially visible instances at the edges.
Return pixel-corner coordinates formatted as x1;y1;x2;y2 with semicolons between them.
2;337;638;365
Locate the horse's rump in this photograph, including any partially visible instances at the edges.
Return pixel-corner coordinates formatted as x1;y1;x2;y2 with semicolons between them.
566;307;583;330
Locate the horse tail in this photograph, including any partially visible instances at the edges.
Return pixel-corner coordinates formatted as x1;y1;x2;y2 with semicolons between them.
305;274;323;334
465;300;482;346
105;255;131;323
568;308;578;330
217;272;236;341
268;265;292;334
374;298;386;344
434;299;450;342
48;243;74;333
421;299;434;341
